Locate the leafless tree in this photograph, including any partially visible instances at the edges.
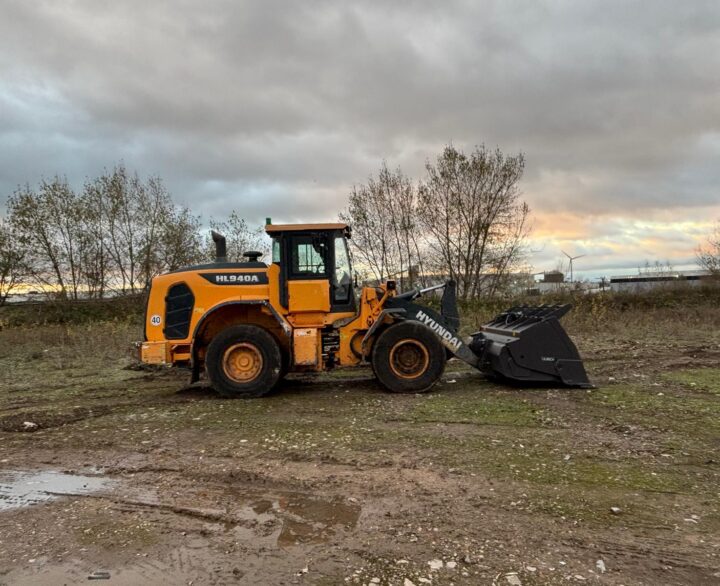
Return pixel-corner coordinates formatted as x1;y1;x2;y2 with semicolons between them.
90;165;179;292
79;180;111;297
154;206;204;274
340;163;425;289
7;178;88;299
0;216;27;305
417;145;530;300
697;222;720;275
6;165;212;298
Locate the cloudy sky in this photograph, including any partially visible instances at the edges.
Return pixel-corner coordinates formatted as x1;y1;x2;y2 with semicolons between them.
1;0;718;278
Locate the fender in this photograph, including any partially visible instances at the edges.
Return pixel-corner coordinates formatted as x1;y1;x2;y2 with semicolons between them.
384;297;480;368
189;299;291;382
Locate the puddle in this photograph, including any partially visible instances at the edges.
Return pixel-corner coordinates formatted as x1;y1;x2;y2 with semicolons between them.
0;470;113;511
228;491;361;546
276;494;360;546
2;548;218;586
0;478;361;583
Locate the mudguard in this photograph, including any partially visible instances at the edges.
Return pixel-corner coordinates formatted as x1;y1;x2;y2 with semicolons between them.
384;295;480;367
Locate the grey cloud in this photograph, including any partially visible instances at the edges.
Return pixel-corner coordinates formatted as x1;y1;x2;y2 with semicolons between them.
0;0;718;236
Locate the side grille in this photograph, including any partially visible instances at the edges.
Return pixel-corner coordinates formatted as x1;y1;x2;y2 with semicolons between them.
164;283;194;340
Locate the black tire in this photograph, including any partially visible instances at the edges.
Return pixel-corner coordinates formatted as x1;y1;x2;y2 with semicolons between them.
372;321;446;393
206;325;282;398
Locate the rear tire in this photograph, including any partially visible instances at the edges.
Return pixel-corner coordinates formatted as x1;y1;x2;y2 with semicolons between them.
206;325;282;398
372;321;445;393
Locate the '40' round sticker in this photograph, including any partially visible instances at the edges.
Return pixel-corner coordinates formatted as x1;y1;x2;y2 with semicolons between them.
150;315;162;326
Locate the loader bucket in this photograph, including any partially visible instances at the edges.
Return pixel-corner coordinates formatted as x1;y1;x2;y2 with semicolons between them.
468;304;592;388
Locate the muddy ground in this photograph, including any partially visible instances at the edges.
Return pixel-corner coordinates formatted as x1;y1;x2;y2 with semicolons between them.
0;319;719;585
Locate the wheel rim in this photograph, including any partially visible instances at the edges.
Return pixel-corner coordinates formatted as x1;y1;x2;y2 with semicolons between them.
223;343;263;383
389;338;430;379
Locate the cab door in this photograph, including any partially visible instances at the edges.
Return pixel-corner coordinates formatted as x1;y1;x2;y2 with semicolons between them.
330;233;355;313
285;232;332;314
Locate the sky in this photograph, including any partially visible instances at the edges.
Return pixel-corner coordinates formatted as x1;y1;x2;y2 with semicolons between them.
1;0;718;280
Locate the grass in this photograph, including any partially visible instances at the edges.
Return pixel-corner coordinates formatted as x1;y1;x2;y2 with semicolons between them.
663;368;720;395
407;390;545;427
586;382;720;439
2;295;720;535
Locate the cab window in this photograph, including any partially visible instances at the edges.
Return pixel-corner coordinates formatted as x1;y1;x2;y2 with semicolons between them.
290;235;327;277
333;236;352;303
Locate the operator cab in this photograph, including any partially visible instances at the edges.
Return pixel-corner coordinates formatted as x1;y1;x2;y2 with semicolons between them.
266;222;355;313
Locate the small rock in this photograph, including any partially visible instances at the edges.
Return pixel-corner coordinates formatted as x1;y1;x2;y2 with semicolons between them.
404;580;416;586
564;454;571;461
418;579;432;584
22;421;38;431
447;379;457;384
526;566;537;572
428;559;443;570
574;575;586;581
610;506;621;515
505;574;522;586
596;560;606;574
463;555;472;564
396;559;409;565
446;561;457;569
88;571;111;580
370;578;380;584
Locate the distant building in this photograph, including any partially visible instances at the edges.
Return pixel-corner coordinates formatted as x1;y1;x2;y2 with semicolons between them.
542;270;564;283
533;270;585;294
610;270;713;293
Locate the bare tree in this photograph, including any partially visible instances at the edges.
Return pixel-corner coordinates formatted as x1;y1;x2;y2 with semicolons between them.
0;216;27;305
417;145;530;300
697;222;720;275
341;163;425;288
7;178;88;299
153;206;204;274
91;165;178;292
6;165;210;298
79;179;111;297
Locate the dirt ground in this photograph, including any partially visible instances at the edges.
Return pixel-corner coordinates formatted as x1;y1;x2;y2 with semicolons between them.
0;318;719;585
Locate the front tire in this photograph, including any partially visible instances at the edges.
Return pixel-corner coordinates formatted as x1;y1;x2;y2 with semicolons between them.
372;321;445;393
206;325;282;398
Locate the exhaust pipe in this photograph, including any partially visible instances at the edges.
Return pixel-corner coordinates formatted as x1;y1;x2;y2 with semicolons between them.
211;231;227;263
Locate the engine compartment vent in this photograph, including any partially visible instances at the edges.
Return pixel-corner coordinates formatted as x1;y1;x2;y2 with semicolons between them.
164;282;194;340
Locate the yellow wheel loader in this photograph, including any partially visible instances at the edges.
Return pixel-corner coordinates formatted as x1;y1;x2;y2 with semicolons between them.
139;221;591;397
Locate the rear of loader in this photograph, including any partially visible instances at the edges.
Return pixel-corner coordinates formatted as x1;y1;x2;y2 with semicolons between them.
388;282;592;388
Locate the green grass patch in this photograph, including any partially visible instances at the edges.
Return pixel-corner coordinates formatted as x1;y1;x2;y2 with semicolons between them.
663;368;720;395
587;383;720;436
407;391;545;427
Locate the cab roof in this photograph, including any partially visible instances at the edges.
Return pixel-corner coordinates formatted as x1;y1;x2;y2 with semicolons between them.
265;222;350;236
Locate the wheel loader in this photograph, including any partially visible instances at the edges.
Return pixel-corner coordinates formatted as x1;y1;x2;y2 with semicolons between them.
138;221;591;397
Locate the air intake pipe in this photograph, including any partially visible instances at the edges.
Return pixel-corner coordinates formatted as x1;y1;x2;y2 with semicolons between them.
211;231;227;263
